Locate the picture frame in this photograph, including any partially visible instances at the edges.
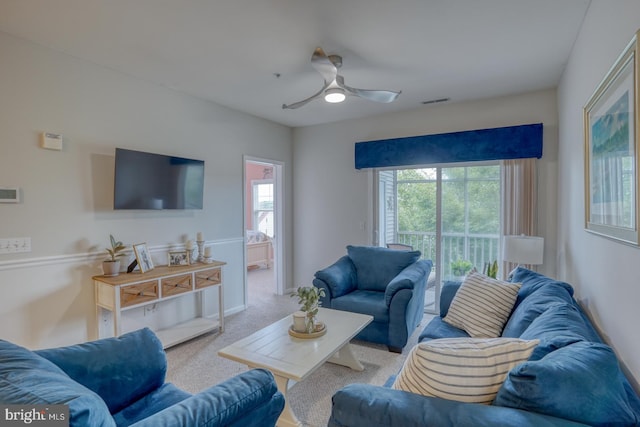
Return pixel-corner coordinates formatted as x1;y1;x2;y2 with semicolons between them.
133;243;154;273
584;30;640;246
168;250;190;267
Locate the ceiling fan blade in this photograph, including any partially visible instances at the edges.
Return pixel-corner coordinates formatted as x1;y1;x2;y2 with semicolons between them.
311;47;338;83
282;83;328;109
336;75;401;103
343;85;401;103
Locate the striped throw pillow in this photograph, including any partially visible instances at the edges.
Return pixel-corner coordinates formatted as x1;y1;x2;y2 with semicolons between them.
443;273;521;338
392;337;539;404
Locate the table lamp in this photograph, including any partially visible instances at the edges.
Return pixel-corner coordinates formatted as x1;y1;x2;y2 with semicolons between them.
502;235;544;278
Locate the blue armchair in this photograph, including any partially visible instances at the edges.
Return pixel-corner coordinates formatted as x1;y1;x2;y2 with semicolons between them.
0;328;284;427
313;245;432;353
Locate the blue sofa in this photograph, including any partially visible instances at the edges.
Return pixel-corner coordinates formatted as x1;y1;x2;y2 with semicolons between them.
0;327;284;427
313;245;433;352
329;268;640;427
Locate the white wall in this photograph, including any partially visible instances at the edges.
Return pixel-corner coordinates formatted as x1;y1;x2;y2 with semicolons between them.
293;89;559;286
557;0;640;385
0;31;293;349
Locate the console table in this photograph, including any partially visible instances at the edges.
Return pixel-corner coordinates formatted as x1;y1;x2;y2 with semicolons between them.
93;261;225;348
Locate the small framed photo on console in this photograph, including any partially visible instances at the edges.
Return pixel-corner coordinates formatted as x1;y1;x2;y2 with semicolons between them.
168;250;189;267
133;243;154;273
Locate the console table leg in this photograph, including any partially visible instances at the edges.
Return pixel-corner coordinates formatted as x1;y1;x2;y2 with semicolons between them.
273;374;302;427
328;343;365;371
218;284;224;332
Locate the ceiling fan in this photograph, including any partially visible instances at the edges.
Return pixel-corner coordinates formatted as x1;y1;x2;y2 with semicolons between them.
282;47;401;109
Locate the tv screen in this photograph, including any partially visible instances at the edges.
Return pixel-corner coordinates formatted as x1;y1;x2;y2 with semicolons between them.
114;148;204;210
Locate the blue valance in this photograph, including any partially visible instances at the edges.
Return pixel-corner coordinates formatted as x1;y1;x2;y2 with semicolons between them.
354;123;543;169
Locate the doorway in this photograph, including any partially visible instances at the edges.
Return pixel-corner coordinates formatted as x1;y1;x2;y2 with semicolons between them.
244;157;285;304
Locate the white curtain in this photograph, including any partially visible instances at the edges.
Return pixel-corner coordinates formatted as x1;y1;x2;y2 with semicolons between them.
501;158;537;278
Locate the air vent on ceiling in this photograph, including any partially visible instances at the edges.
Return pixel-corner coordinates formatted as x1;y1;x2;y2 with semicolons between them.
422;97;450;105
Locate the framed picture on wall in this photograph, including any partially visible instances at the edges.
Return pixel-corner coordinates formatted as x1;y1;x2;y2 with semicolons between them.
584;29;640;245
133;243;154;273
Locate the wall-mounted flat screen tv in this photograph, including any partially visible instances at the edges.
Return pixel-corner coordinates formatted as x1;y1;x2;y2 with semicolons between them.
114;148;204;210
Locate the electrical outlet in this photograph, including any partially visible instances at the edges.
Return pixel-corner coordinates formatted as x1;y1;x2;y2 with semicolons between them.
144;304;158;316
0;237;31;254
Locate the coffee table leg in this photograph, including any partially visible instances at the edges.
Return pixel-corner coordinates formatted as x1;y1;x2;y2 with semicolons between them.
328;343;365;371
274;374;303;427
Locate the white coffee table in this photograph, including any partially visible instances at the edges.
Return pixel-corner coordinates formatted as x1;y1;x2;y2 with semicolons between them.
218;307;373;427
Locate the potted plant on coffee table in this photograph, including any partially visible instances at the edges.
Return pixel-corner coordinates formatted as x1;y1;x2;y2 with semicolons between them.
103;234;127;277
291;286;326;333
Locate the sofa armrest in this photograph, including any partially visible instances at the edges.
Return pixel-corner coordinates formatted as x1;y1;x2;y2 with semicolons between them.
35;327;166;414
440;280;463;317
130;369;284;427
384;259;432;306
313;255;357;301
329;384;590;427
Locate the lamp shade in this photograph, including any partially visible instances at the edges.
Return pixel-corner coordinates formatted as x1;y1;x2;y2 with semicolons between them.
502;235;544;265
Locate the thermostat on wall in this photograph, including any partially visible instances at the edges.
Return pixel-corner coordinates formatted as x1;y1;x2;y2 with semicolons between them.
40;132;63;150
0;188;19;203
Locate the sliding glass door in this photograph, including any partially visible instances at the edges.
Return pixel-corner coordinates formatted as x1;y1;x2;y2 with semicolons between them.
376;163;501;313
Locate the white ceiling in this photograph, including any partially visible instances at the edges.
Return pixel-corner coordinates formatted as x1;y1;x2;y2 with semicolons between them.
0;0;591;128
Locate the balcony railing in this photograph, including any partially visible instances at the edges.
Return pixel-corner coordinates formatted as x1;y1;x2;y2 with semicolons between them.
395;231;500;278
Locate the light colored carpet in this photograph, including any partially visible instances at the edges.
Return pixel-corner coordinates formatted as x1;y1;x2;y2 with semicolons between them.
165;268;433;427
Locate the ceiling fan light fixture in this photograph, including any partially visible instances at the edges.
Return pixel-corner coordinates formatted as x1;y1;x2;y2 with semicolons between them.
282;47;400;109
324;88;346;103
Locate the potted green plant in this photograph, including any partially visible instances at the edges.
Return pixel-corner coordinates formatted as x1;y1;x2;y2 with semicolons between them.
291;286;326;333
103;234;127;277
451;259;473;278
485;260;499;279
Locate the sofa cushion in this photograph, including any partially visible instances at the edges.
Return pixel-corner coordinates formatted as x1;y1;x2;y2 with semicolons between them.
36;328;167;414
519;303;601;360
509;267;574;309
347;245;420;292
439;281;463;317
494;341;640;427
501;283;575;338
0;339;115;427
392;337;538;404
418;317;470;342
332;290;389;323
443;273;521;338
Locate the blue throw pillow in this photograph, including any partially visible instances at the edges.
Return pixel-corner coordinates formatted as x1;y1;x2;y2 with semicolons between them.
501;284;574;338
0;340;115;427
347;245;420;292
519;303;601;360
509;267;574;309
494;341;640;426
